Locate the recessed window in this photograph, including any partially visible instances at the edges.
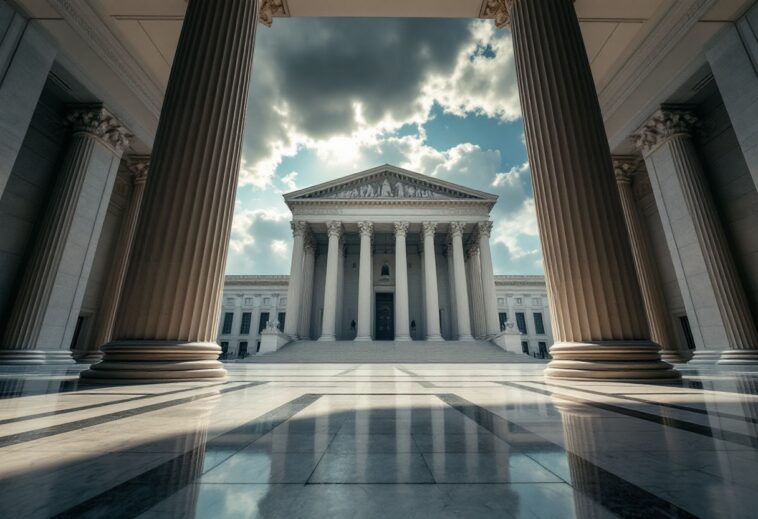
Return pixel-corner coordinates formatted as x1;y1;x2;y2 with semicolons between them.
533;298;541;306
263;297;271;306
497;298;505;306
221;312;234;335
226;297;235;305
381;264;391;277
240;312;252;335
244;297;253;305
516;312;527;334
533;312;545;335
515;297;523;305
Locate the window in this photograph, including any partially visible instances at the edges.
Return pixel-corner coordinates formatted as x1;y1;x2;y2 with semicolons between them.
278;312;286;330
263;297;271;306
680;316;696;350
280;297;287;306
225;297;235;305
244;297;253;306
521;341;529;354
516;312;527;334
221;312;234;335
497;298;505;307
240;312;252;335
498;312;508;331
538;341;548;358
219;341;229;360
258;312;270;333
515;297;523;305
533;312;545;335
381;264;391;277
533;298;541;306
239;341;249;358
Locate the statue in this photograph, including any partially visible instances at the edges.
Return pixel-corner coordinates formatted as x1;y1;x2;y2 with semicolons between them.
380;178;393;197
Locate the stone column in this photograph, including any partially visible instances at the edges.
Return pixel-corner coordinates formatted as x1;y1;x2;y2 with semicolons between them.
394;222;412;341
446;237;458;339
318;221;342;341
298;235;316;339
74;156;150;364
612;157;687;363
251;299;262;349
422;222;443;341
477;222;501;337
450;222;474;341
81;0;259;383
467;245;486;339
504;0;678;380
0;106;131;365
634;108;758;365
355;221;374;341
283;221;307;339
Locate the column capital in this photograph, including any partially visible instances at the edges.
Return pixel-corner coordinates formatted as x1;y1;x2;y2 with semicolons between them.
467;244;481;259
326;220;343;239
304;233;316;252
480;0;514;28
126;155;150;185
66;105;132;153
450;222;466;238
394;221;410;237
477;221;493;238
633;107;700;156
357;221;374;237
422;221;437;237
291;220;309;237
259;0;288;27
612;156;642;185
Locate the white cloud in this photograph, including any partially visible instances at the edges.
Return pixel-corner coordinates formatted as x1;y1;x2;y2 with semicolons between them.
280;171;299;191
271;240;289;258
492;198;541;259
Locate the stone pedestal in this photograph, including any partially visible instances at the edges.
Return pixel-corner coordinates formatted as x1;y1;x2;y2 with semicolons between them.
0;106;130;365
355;222;373;341
613;157;688;363
81;0;259;383
450;222;474;341
394;222;412;341
318;221;342;341
422;222;443;341
635;108;758;365
506;0;678;380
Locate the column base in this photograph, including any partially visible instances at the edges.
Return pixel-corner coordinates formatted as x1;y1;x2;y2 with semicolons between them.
0;350;76;365
718;349;758;365
544;341;680;382
395;335;413;342
457;335;475;342
79;341;227;385
72;350;104;364
318;335;336;342
425;335;445;342
354;336;372;342
689;350;722;365
660;350;691;364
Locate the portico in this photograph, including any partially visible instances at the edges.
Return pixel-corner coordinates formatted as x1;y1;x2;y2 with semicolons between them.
282;165;499;343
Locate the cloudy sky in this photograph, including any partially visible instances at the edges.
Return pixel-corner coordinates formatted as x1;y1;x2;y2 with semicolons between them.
226;17;543;275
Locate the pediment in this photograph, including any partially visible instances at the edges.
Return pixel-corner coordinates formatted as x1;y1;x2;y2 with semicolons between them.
284;165;497;203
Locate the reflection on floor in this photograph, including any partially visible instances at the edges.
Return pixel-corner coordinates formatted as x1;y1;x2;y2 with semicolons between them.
1;360;757;518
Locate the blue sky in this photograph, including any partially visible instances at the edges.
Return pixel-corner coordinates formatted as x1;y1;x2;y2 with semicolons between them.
226;17;543;275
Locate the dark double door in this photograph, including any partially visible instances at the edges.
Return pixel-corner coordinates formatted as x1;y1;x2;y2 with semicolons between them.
375;293;394;341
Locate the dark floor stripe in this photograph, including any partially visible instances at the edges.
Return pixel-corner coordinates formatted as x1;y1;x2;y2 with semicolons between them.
438;393;698;519
536;380;758;426
499;381;758;449
0;382;265;448
0;382;230;426
52;394;321;519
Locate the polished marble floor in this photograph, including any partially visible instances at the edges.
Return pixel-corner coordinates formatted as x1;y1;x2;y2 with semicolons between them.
1;353;758;518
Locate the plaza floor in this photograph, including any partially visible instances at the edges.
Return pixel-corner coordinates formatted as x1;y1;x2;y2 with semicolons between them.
0;346;757;518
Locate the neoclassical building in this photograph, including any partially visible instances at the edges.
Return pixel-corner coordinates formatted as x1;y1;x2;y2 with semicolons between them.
0;0;757;383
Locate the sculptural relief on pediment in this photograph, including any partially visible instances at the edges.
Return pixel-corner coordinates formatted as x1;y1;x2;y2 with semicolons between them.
298;172;477;201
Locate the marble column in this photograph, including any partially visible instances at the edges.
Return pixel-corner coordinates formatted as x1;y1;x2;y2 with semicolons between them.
0;106;131;365
355;221;374;341
394;222;412;341
81;0;259;383
477;222;501;337
74;156;150;364
283;221;307;339
467;245;486;339
450;222;474;341
505;0;678;380
634;108;758;365
446;237;458;339
613;157;687;363
298;235;316;339
318;221;342;341
422;222;443;341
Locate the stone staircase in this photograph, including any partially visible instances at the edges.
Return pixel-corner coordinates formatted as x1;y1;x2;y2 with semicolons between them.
238;340;545;364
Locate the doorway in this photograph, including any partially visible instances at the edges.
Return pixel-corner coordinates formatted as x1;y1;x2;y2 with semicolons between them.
375;293;394;340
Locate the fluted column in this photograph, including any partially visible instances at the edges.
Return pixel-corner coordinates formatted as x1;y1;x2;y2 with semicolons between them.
634;108;758;365
613;157;687;363
319;221;342;341
422;222;443;341
451;223;474;341
446;237;458;339
81;0;259;383
74;157;150;364
0;106;131;365
298;235;316;339
283;221;307;339
394;222;412;341
467;245;486;339
505;0;678;380
477;222;501;337
355;221;374;341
